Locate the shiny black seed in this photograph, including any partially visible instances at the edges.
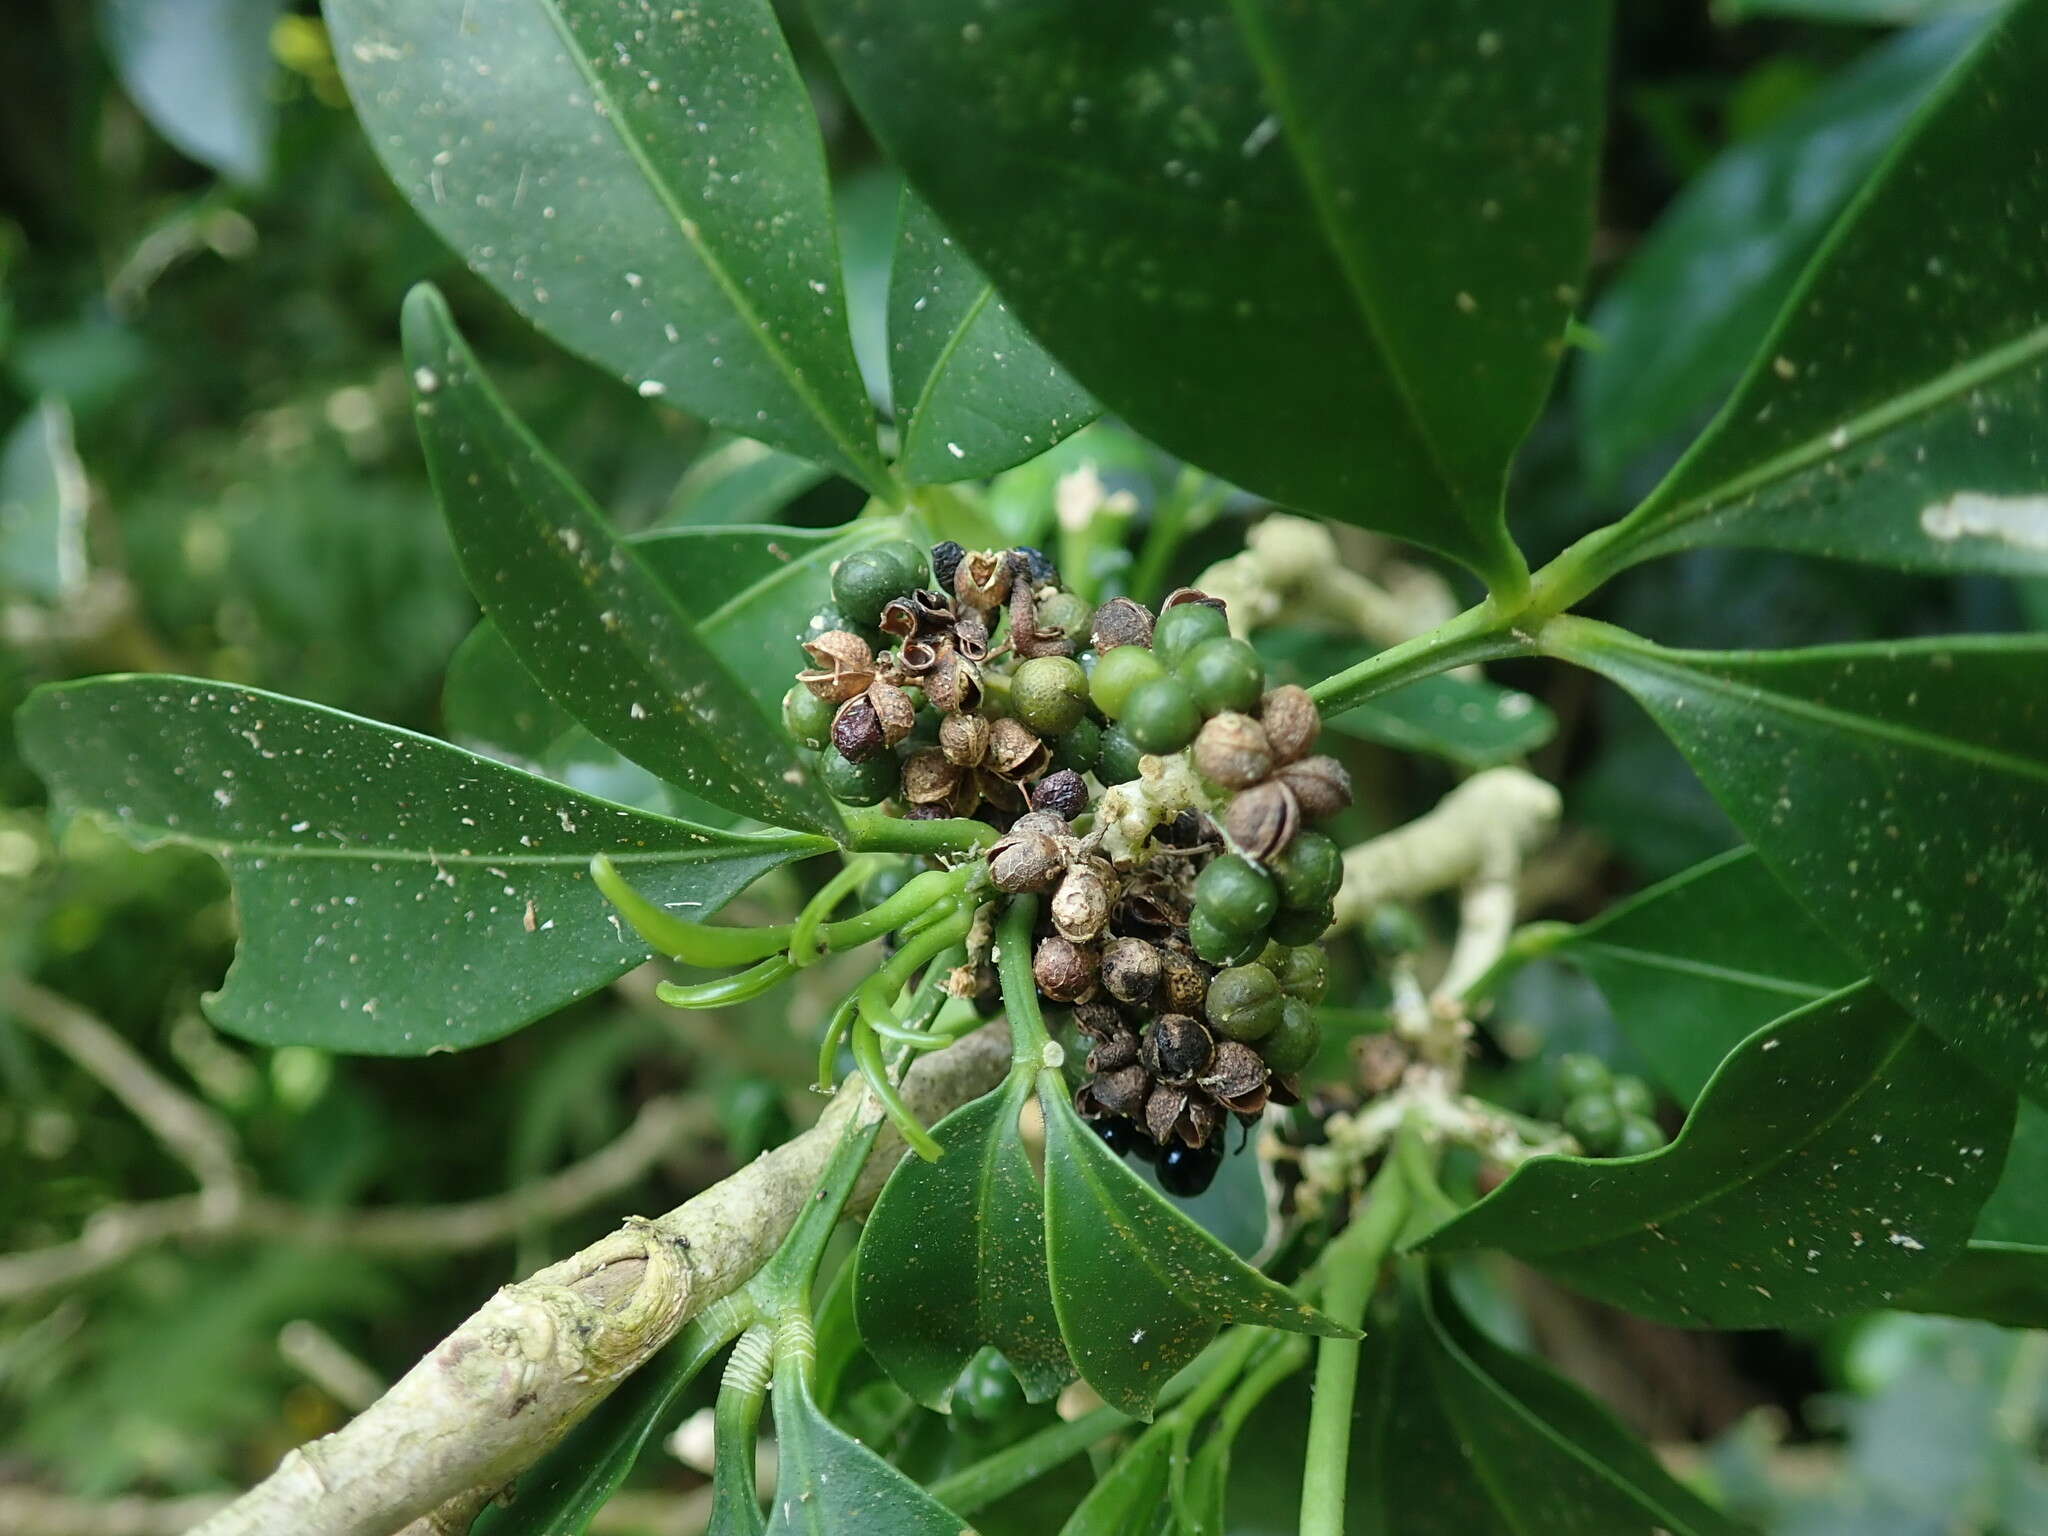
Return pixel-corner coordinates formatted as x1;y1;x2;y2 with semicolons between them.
1094;1115;1145;1159
1014;545;1059;586
1157;1140;1224;1197
1032;768;1090;821
930;541;966;592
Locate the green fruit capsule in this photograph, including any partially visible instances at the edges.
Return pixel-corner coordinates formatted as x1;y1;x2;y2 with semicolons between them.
782;684;836;750
1269;902;1335;946
1151;601;1231;666
1206;964;1284;1042
1555;1053;1611;1100
1096;723;1147;784
1123;678;1202;753
1270;946;1328;1003
1269;831;1343;911
1189;908;1267;967
1090;644;1166;719
819;747;897;807
1259;997;1322;1075
1564;1094;1622;1156
1178;637;1265;716
1011;656;1091;736
1610;1075;1656;1119
832;545;921;626
1050;715;1102;775
1037;591;1095;647
1195;855;1279;935
1615;1114;1668;1157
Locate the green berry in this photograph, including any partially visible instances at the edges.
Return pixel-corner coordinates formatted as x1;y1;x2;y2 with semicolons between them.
1270;946;1328;1003
1615;1114;1668;1157
819;748;897;807
1123;678;1202;753
950;1349;1027;1424
1151;602;1230;666
1097;723;1147;784
1259;997;1322;1075
1269;831;1343;911
1037;591;1094;646
1011;656;1091;736
1090;645;1166;719
1269;902;1335;946
1555;1054;1611;1100
1189;908;1266;967
1205;964;1285;1042
1178;637;1265;716
782;684;835;750
1564;1094;1622;1156
1365;904;1425;957
832;545;921;626
1611;1075;1656;1118
1050;716;1102;776
1195;855;1279;935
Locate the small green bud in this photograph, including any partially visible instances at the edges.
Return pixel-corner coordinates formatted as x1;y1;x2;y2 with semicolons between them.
1615;1114;1668;1157
1097;723;1147;784
819;747;897;806
1555;1054;1611;1100
1270;831;1343;911
1011;655;1091;736
1090;645;1166;719
1151;601;1230;666
1051;715;1103;776
1189;908;1265;967
1195;855;1279;935
1564;1094;1622;1156
1178;636;1266;716
782;684;836;750
1611;1075;1656;1118
1259;997;1322;1075
1122;677;1202;753
1270;945;1327;1003
1269;902;1334;946
1205;964;1285;1042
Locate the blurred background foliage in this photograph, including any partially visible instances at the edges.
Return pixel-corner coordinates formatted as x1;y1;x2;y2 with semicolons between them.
2;1;2042;1531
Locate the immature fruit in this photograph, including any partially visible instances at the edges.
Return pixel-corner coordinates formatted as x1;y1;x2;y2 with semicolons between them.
1611;1075;1656;1119
1564;1094;1622;1156
1157;1139;1223;1197
1188;908;1264;967
1616;1114;1668;1157
1179;637;1266;716
1036;590;1094;648
1151;600;1231;666
1090;645;1166;719
1270;831;1343;911
819;748;896;806
1097;724;1147;784
1123;678;1202;754
1050;716;1102;776
1192;712;1273;789
782;683;835;749
1196;855;1279;935
1270;946;1327;1003
1259;998;1322;1075
832;544;922;626
1268;902;1335;947
1555;1054;1611;1100
1012;655;1091;736
1206;964;1284;1042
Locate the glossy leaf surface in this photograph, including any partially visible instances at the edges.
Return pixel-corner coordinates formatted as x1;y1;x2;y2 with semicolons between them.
854;1077;1072;1408
1559;847;1862;1103
1576;18;1983;485
889;191;1097;484
15;678;822;1052
1550;621;2048;1104
814;0;1611;585
1039;1081;1345;1419
1898;1101;2048;1328
0;399;88;604
327;0;887;489
1583;0;2048;580
100;0;282;183
405;287;842;835
1422;985;2013;1328
662;438;832;527
765;1361;965;1536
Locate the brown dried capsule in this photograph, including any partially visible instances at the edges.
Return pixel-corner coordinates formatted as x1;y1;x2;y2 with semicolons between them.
797;631;876;703
1275;756;1353;821
1088;1030;1142;1073
1079;1064;1152;1121
1007;576;1076;661
1201;1039;1270;1106
867;680;918;748
901;747;963;806
1101;936;1162;1005
1051;862;1116;943
986;717;1050;782
939;711;990;767
1145;1083;1188;1146
1072;1000;1124;1040
1159;949;1211;1015
921;647;983;714
1180;1094;1226;1148
1225;779;1301;861
1192;711;1274;790
1160;586;1228;615
830;693;888;763
1354;1033;1412;1097
1090;596;1155;652
988;821;1064;894
976;772;1028;813
954;549;1013;612
1033;934;1099;1003
1031;768;1090;822
1261;685;1322;765
1141;1013;1214;1084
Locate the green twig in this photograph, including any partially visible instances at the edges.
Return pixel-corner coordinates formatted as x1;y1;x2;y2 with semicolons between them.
838;807;999;855
1305;602;1533;720
788;855;882;967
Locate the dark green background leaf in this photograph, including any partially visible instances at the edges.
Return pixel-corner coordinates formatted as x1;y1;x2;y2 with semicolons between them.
1422;985;2013;1328
15;678;823;1052
100;0;283;184
0;398;89;604
813;0;1611;585
1550;622;2048;1106
889;191;1098;485
327;0;888;489
405;286;843;835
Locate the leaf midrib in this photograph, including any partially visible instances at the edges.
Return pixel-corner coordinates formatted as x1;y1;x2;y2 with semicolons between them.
533;1;886;492
899;277;996;468
1571;941;1845;1001
98;820;817;869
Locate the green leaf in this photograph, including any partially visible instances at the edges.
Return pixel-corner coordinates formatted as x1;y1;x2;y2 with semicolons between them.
326;0;888;490
1421;984;2014;1328
0;398;88;604
812;0;1611;588
1895;1101;2048;1328
854;1076;1073;1409
1547;620;2048;1105
1054;1430;1170;1536
1723;0;1996;20
764;1359;966;1536
99;0;282;183
404;286;842;836
1557;847;1863;1103
662;438;832;528
15;677;824;1053
1575;19;1985;485
1038;1080;1346;1420
1349;1271;1752;1535
1573;0;2048;584
889;191;1098;485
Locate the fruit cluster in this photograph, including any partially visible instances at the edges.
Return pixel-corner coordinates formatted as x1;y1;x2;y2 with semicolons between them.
1553;1054;1668;1158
